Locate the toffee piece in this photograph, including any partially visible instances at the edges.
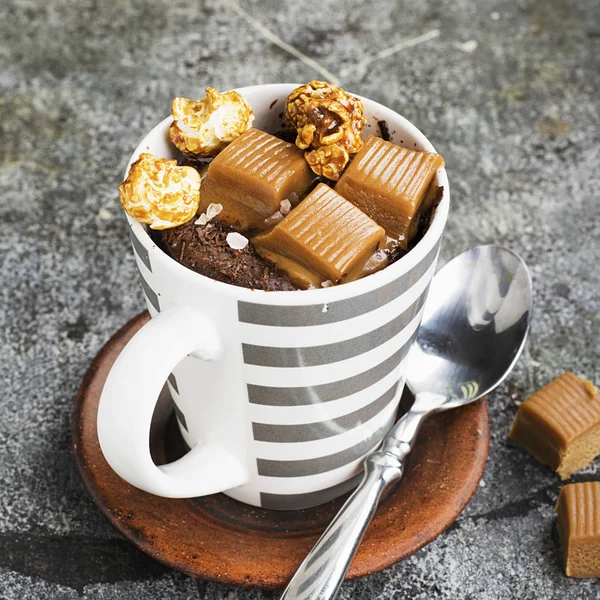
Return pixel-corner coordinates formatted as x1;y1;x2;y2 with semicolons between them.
556;482;600;578
336;135;444;249
509;372;600;479
199;128;314;233
252;183;386;289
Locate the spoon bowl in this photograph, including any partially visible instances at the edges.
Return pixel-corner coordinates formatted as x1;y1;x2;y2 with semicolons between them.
406;245;533;408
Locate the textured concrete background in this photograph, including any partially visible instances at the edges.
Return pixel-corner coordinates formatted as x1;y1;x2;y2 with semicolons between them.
1;0;599;598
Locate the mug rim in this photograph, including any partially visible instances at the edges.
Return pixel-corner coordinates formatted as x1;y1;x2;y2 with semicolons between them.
125;83;450;306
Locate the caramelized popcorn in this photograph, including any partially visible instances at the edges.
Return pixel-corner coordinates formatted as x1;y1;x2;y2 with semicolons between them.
285;81;366;180
170;87;254;158
119;153;200;230
305;144;349;181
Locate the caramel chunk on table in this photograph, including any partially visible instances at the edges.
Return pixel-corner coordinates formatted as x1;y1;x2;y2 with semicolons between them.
199;128;314;233
252;183;386;289
335;135;444;248
509;372;600;479
556;482;600;578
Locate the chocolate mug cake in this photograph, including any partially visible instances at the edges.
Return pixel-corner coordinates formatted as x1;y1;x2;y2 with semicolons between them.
99;82;450;511
119;81;445;291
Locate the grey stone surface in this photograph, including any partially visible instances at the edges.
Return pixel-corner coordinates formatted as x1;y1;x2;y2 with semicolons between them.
1;0;599;597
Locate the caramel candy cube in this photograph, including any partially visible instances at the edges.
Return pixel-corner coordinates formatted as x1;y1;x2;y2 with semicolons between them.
556;482;600;577
336;135;444;248
199;128;314;232
253;183;385;288
509;372;600;479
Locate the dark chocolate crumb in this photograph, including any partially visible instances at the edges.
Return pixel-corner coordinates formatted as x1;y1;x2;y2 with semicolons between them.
272;127;297;144
411;186;444;249
388;186;444;265
177;156;212;178
387;245;407;266
377;120;391;141
160;220;297;291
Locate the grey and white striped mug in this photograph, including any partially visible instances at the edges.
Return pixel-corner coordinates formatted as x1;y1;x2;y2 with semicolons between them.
97;84;449;510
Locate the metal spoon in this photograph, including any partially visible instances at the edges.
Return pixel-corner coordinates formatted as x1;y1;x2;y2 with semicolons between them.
280;245;533;600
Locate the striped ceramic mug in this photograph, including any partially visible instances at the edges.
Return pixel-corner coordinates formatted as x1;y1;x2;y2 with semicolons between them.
97;84;450;510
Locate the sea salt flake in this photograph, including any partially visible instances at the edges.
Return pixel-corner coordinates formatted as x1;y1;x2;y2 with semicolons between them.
279;199;292;215
264;210;283;225
321;280;333;288
226;232;249;250
195;203;223;225
206;203;223;219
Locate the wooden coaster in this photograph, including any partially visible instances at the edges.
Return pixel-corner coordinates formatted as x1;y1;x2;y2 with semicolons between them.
73;312;489;590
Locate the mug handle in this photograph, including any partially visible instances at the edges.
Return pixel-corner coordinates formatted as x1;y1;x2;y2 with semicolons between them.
97;305;249;498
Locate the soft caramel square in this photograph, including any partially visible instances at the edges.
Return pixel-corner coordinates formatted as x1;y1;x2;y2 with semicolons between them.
252;183;385;288
556;482;600;578
199;128;314;232
509;372;600;479
335;135;444;248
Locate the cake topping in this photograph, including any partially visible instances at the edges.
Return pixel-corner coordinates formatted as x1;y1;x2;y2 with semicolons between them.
226;232;249;250
285;80;366;180
305;144;349;181
170;87;254;158
336;135;445;248
198;128;314;233
264;211;284;226
119;153;201;230
195;202;223;225
279;199;292;215
252;183;386;288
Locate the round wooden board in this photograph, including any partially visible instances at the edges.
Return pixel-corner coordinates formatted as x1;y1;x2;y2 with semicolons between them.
73;312;489;590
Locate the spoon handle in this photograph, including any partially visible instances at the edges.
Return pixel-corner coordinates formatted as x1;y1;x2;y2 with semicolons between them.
279;392;446;600
279;451;404;600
